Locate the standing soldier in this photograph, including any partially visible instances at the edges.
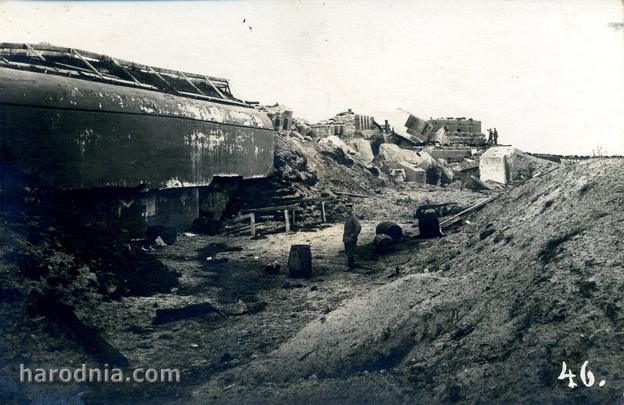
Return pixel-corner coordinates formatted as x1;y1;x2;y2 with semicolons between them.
487;129;493;144
493;128;499;145
343;203;361;268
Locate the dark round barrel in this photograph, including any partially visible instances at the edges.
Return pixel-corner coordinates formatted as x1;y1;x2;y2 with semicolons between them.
288;244;312;278
374;234;395;253
375;221;403;241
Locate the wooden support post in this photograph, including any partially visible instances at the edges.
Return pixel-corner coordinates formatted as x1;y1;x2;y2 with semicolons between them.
250;213;256;237
284;209;291;232
292;209;296;227
321;201;327;223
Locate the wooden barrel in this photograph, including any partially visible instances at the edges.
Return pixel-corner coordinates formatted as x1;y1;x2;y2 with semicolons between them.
375;221;403;241
288;244;312;278
374;234;395;253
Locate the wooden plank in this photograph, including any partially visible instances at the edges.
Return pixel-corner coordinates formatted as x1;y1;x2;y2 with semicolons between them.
243;203;299;214
177;91;248;107
71;49;105;79
334;191;371;198
250;212;256;236
439;195;498;228
284;209;291;232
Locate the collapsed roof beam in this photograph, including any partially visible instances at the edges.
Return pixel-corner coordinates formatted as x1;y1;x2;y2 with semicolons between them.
71;49;104;79
180;72;207;96
25;43;46;62
203;75;228;100
111;57;143;86
147;66;181;94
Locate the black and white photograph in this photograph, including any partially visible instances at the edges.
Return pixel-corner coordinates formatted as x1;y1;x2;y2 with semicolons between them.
0;0;623;403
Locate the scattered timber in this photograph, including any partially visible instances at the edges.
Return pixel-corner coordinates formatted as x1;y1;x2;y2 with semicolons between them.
440;195;499;228
333;191;371;199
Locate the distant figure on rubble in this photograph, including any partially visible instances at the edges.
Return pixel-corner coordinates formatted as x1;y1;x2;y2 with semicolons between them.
493;128;499;145
343;203;362;268
487;128;493;144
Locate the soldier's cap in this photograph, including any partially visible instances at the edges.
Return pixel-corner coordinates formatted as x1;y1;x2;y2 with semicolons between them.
345;203;354;207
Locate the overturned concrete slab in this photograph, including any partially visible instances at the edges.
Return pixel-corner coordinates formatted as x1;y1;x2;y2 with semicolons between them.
430;127;451;146
385;162;426;183
377;143;451;184
479;146;557;185
348;138;375;164
426;147;472;162
479;147;517;184
405;114;433;137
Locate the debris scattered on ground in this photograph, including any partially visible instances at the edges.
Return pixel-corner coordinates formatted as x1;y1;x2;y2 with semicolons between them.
264;260;281;275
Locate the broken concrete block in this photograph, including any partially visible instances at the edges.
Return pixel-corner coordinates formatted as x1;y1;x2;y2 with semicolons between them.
479;146;557;184
318;135;356;165
396;163;427;184
430;127;451;145
426;147;472;162
347;138;374;164
404;114;432;135
377;144;451;184
389;168;406;182
464;175;493;191
479;146;518;184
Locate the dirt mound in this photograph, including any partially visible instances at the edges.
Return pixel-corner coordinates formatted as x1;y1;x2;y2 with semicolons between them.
196;159;624;403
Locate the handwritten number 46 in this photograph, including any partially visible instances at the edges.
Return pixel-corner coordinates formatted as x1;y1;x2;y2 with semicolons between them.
558;361;605;388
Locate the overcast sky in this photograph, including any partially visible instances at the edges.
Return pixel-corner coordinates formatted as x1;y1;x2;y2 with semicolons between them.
1;0;623;155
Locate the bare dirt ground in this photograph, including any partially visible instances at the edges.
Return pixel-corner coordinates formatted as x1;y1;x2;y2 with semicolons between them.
4;158;621;404
0;183;485;403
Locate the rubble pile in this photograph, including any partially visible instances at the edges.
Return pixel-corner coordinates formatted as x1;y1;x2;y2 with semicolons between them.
0;182;179;303
224;105;558;235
